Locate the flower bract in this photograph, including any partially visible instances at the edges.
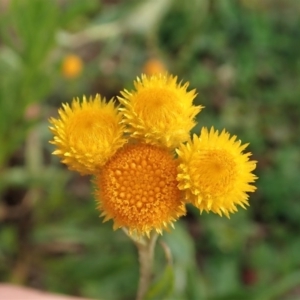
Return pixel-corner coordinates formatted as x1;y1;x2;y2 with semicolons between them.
49;95;126;175
177;127;257;217
118;74;203;148
95;143;186;236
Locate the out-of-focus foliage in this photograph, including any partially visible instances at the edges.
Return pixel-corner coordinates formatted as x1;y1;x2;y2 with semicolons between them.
1;0;300;299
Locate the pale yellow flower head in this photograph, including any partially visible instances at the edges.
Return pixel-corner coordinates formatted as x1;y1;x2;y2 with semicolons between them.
95;143;186;236
61;54;83;79
49;95;126;175
118;73;203;148
177;127;257;217
142;58;167;76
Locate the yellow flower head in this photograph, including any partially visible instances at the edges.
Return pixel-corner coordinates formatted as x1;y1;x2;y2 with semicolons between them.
95;143;186;236
118;74;203;148
61;54;83;79
142;58;167;76
49;95;126;175
177;127;257;217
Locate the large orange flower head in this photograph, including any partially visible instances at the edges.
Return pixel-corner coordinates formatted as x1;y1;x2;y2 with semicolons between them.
95;143;185;236
118;74;203;148
177;127;257;217
49;95;126;175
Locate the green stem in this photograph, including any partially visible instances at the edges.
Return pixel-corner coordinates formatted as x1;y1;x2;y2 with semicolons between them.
136;233;158;300
122;229;158;300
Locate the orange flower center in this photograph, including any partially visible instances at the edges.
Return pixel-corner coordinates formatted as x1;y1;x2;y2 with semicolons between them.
96;143;184;234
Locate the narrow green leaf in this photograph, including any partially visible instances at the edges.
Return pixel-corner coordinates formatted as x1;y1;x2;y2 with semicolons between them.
145;265;174;300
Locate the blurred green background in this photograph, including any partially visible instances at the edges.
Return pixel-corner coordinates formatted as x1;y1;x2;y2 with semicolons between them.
1;0;300;299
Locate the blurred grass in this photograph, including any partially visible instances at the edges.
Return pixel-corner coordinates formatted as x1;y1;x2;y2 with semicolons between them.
1;0;300;299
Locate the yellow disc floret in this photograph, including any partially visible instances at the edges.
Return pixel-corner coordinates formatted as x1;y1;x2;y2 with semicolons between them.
49;95;126;175
118;74;203;148
95;144;186;236
177;127;257;217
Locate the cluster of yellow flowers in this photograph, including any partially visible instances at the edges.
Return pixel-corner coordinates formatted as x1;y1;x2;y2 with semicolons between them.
49;74;257;236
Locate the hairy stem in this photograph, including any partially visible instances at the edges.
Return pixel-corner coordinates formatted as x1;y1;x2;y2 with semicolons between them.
136;233;158;300
122;229;158;300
